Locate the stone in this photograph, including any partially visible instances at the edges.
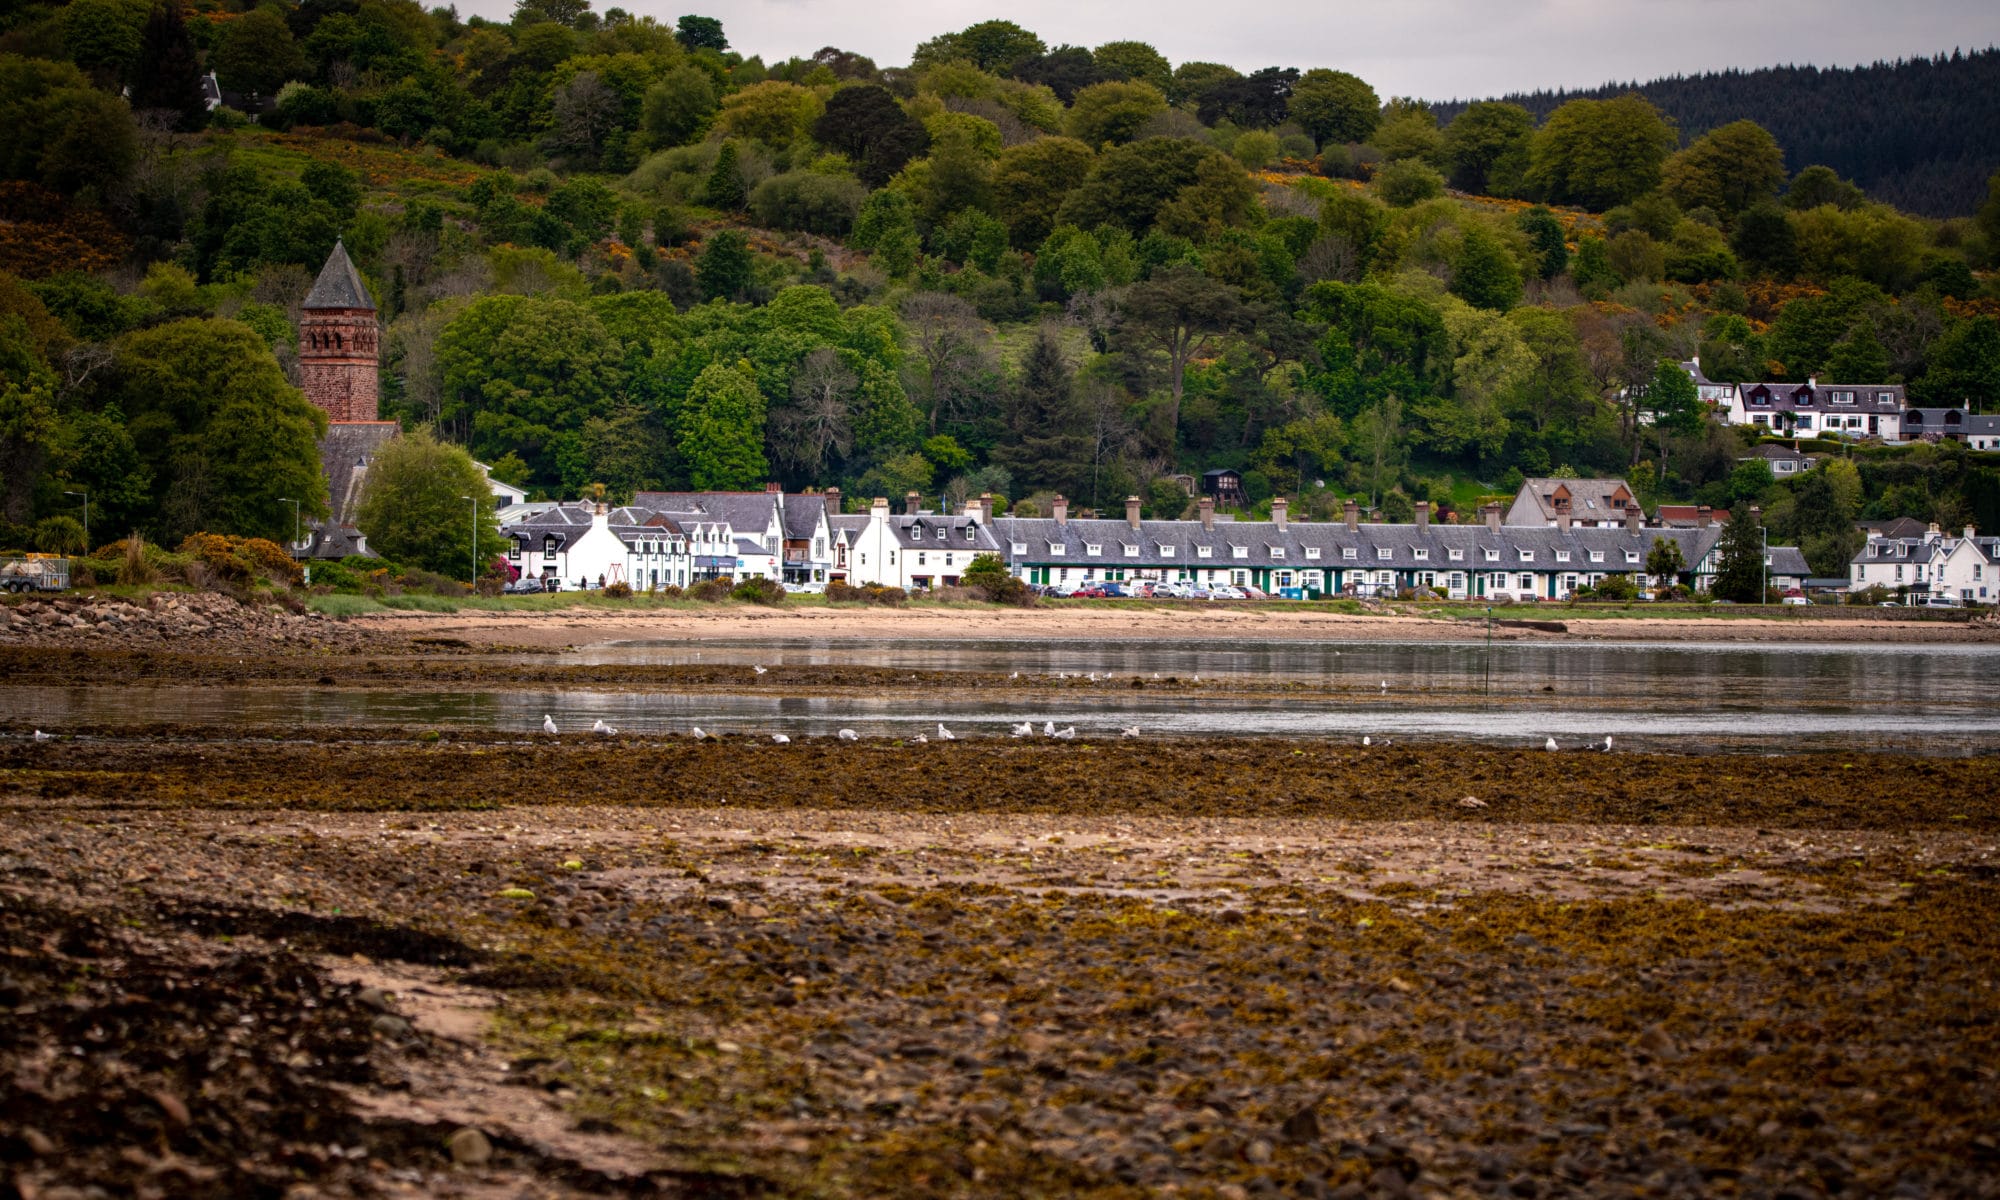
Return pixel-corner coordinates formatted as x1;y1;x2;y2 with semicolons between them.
446;1126;492;1167
370;1013;411;1038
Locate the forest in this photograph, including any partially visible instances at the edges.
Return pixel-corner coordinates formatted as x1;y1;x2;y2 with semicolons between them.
2;0;1999;582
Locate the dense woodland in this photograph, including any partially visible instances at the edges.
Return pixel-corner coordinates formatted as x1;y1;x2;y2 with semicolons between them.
1435;48;2000;219
2;1;2000;581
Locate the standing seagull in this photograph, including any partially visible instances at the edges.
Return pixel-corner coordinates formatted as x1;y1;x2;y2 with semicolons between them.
1121;726;1141;738
1544;737;1559;752
591;719;617;735
1600;735;1614;752
690;727;707;740
1043;720;1057;737
1380;681;1389;692
542;714;559;735
32;730;54;742
1362;736;1371;747
937;723;956;741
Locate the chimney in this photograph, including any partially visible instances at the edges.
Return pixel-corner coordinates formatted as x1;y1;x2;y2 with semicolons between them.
1483;502;1501;534
979;493;994;524
1966;525;1977;542
1343;499;1359;532
1624;502;1641;533
766;481;782;494
870;496;890;521
1414;500;1429;529
1557;510;1571;532
1271;497;1288;531
1126;495;1142;529
1927;521;1941;541
1053;495;1068;526
1199;497;1215;531
906;490;922;516
825;486;842;518
1697;505;1713;529
1750;505;1762;527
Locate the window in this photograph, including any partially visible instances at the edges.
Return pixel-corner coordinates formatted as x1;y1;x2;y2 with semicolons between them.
1483;549;1499;562
1589;551;1604;563
1832;390;1855;404
1342;547;1358;560
1519;549;1535;562
1413;548;1429;561
1011;542;1028;555
1624;551;1640;564
1231;545;1248;559
1305;547;1321;560
1270;547;1285;559
1518;573;1534;590
1123;543;1139;557
918;553;927;566
543;535;558;559
509;538;523;559
1878;391;1895;404
1160;545;1176;557
1048;543;1066;555
1198;545;1213;558
965;526;975;542
1377;547;1393;560
911;525;923;540
1448;548;1463;561
1085;543;1102;556
1232;570;1248;586
1555;550;1570;563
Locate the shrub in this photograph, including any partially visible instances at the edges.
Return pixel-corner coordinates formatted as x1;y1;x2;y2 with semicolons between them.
118;534;153;586
687;578;733;602
825;581;904;605
825;580;864;603
730;576;786;605
603;580;633;598
655;584;684;599
175;532;304;586
401;568;466;596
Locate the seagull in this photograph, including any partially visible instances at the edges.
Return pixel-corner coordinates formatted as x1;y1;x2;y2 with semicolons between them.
691;727;707;740
591;719;617;735
753;665;767;675
1087;672;1098;682
1010;722;1033;738
1009;672;1019;680
1051;726;1076;739
937;723;955;741
1043;721;1057;737
911;734;928;744
1121;727;1140;738
1545;737;1559;752
1362;736;1371;747
542;714;559;735
1380;681;1389;692
1600;736;1614;752
1191;674;1201;684
1152;672;1161;680
771;733;790;744
32;730;53;742
838;728;859;741
1458;795;1487;809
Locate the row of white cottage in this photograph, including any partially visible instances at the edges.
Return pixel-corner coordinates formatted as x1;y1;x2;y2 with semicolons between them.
1848;523;2000;603
500;488;1815;601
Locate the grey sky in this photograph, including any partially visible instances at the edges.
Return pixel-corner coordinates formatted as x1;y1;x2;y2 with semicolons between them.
452;0;1999;100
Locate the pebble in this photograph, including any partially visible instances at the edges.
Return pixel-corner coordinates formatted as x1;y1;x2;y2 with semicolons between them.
446;1126;492;1166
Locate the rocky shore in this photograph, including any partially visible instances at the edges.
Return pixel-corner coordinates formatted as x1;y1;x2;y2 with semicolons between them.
0;592;388;654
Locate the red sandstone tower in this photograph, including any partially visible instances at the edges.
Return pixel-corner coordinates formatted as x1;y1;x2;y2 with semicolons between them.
298;239;379;422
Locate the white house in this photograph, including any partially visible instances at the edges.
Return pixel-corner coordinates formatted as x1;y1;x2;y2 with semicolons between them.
500;504;695;589
1726;380;1907;439
843;493;1004;590
1848;523;1997;602
1503;478;1641;528
634;487;837;583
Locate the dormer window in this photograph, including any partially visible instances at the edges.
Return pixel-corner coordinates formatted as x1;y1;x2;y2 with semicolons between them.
1589;551;1604;563
1270;547;1285;559
1413;548;1429;561
1483;549;1499;562
1159;544;1176;557
1519;549;1535;562
1048;542;1066;555
1448;548;1463;561
1625;551;1640;564
1304;547;1321;560
1231;545;1248;559
911;525;923;540
965;526;975;541
1085;543;1102;556
1197;545;1213;558
1555;550;1571;563
1376;547;1392;560
1011;542;1028;555
1342;547;1358;560
1123;543;1139;557
543;535;559;558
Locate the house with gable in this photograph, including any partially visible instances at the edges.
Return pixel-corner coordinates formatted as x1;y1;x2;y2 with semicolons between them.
1727;380;1907;439
1850;523;1999;603
843;492;1002;590
1503;478;1640;529
633;487;835;584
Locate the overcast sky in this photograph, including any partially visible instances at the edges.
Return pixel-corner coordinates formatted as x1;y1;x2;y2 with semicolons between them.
450;0;2000;99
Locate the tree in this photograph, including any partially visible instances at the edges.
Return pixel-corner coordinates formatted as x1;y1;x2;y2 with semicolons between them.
1064;80;1167;148
115;318;327;545
770;347;854;476
1288;69;1379;147
1443;101;1533;194
813;85;928;187
703;142;745;208
696;230;752;301
436;296;622;485
900;292;992;433
353;427;499;578
1645;536;1687;586
641;66;718;148
912;20;1045;74
128;0;206;131
1118;265;1244;451
1915;317;2000;408
1730;203;1799;277
991;325;1088;494
0;57;138;196
58;0;147;85
1091;41;1170;92
992;136;1095;247
1516;206;1568;278
1196;66;1298;129
1662;119;1786;219
0;313;59;524
1012;46;1101;102
716;81;823;148
679;362;766;490
1372;159;1444;207
850;190;920;275
1057;138;1252;238
1639;359;1703;480
1450;225;1523;310
1525;94;1679;210
211;7;307;97
674;14;726;50
1368;103;1446;167
1785;165;1865;211
1711;504;1766;602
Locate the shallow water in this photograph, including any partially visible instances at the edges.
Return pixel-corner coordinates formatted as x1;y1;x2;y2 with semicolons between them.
6;637;1998;754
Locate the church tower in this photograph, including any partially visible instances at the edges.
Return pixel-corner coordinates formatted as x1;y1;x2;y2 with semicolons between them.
298;239;379;422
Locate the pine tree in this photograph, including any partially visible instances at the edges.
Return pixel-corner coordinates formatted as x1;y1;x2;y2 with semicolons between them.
1711;505;1767;603
991;327;1090;496
703;142;745;210
129;2;207;132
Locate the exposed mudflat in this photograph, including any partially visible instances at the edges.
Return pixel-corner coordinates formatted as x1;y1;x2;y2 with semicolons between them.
1;624;1996;1198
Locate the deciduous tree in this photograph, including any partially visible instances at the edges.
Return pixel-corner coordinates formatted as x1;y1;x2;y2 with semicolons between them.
354;426;501;577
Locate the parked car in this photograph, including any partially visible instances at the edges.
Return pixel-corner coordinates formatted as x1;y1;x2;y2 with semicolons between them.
503;576;544;595
1924;596;1964;608
1781;595;1811;606
782;581;827;594
1210;585;1246;600
1241;585;1269;600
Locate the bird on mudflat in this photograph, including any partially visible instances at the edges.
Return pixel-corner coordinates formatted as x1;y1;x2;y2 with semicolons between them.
938;723;955;741
1087;672;1098;682
1043;720;1057;737
1362;736;1372;747
1010;722;1033;738
542;714;559;735
591;719;617;735
1191;674;1201;684
1009;672;1019;680
838;728;859;742
1121;727;1141;738
771;733;790;744
753;665;768;675
1544;737;1559;752
32;730;54;742
1599;736;1614;752
911;734;928;745
1380;681;1389;692
1051;726;1077;740
690;727;707;740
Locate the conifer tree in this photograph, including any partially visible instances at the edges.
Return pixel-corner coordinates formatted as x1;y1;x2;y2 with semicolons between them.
129;1;207;132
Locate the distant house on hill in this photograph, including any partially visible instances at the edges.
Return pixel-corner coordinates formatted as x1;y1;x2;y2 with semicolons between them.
1727;380;1905;439
1200;469;1245;508
1740;444;1821;476
1504;478;1639;528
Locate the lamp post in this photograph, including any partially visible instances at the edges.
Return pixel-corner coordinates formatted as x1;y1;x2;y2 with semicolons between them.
460;495;477;589
277;496;301;555
1761;522;1768;605
62;490;87;551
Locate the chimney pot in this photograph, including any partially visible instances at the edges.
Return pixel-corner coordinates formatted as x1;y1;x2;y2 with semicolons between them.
766;481;782;494
1271;497;1288;532
1053;495;1069;526
906;490;922;515
1624;502;1641;533
1415;500;1429;529
1483;502;1501;534
1198;497;1215;531
1343;499;1359;532
1698;505;1713;529
1125;495;1142;530
825;486;842;518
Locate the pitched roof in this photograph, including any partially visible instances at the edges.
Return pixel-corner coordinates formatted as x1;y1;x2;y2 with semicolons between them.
316;421;399;526
781;494;830;539
1765;546;1811;576
1514;477;1636;521
1738;382;1904;412
1742;444;1819;464
302;240;375;311
632;491;779;534
1858;517;1929;539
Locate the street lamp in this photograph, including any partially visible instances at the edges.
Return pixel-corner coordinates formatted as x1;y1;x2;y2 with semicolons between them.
277;496;301;555
62;490;87;551
460;495;477;589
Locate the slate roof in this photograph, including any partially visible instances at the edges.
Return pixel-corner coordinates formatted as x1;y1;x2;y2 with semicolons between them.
1900;407;1969;434
303;421;398;557
1857;517;1929;540
1742;444;1820;467
1965;414;2000;442
632;492;780;536
880;513;1002;552
499;505;691;554
1765;546;1811;577
1738;382;1904;412
993;516;1725;574
1511;478;1637;523
302;240;374;311
782;495;831;539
